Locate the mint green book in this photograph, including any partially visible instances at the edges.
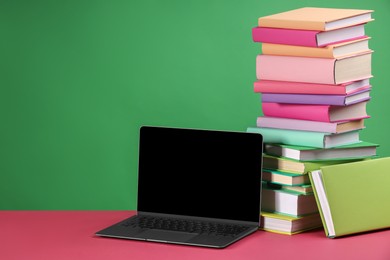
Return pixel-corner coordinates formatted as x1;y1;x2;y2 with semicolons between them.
263;154;365;174
264;141;378;161
246;127;360;148
309;157;390;238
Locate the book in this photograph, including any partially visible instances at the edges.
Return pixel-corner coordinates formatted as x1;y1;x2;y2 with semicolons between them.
262;37;371;58
252;24;366;47
258;7;373;31
256;53;372;84
262;169;310;186
262;154;363;174
257;117;365;134
266;182;314;195
266;182;314;194
247;127;360;148
264;142;378;161
277;184;313;194
260;211;322;235
254;78;371;95
262;102;369;122
309;158;390;238
261;186;319;216
261;87;370;106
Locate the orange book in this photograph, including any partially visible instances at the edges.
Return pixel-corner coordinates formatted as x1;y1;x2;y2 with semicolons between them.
258;7;373;31
262;37;371;59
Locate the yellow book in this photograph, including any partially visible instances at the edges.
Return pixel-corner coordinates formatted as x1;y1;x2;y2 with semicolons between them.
262;37;371;59
260;212;322;235
258;7;373;31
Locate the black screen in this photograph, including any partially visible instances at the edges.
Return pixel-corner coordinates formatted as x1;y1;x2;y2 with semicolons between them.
137;126;263;223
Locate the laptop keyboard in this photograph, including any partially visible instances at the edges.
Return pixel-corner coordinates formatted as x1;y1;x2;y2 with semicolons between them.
121;215;251;237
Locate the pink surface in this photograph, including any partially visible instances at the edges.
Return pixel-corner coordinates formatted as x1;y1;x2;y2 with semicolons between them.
1;211;390;260
256;55;336;84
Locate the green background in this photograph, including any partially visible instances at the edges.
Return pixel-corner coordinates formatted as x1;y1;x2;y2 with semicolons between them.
1;0;389;210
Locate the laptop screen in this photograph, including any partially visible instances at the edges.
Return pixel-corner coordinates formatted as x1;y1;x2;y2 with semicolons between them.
137;126;263;223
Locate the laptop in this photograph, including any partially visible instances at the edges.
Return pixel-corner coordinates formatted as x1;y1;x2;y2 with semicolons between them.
95;126;263;248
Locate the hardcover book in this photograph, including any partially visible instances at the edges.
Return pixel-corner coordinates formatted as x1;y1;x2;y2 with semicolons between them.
261;87;371;106
256;117;365;134
261;186;318;216
262;102;369;122
262;169;310;186
260;211;322;235
309;158;390;238
252;24;366;47
261;37;371;58
262;154;364;174
256;53;372;84
247;127;360;148
253;78;371;95
258;7;373;31
264;142;378;161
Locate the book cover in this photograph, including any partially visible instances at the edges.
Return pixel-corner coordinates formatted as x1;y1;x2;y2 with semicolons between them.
256;53;372;84
309;157;390;238
261;37;371;58
254;78;371;95
262;102;369;122
264;142;378;161
252;25;366;47
258;7;373;31
261;87;371;106
257;117;365;133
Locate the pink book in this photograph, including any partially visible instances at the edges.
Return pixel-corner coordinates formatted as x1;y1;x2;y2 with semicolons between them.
262;102;369;122
256;53;372;84
256;117;365;133
252;24;366;47
261;87;371;106
254;79;371;95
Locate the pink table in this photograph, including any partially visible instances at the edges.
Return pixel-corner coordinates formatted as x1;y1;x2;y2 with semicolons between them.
1;211;389;260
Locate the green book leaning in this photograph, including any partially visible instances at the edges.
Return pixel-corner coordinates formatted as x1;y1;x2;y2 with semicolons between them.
309;157;390;238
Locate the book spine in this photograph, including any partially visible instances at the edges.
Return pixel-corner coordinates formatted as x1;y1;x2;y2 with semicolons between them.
262;103;331;122
247;127;328;148
256;55;336;84
257;117;337;133
252;27;319;47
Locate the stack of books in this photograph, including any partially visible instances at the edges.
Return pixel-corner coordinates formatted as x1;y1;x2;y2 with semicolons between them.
248;7;378;235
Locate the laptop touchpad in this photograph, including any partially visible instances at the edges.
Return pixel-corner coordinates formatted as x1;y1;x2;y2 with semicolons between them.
138;229;198;242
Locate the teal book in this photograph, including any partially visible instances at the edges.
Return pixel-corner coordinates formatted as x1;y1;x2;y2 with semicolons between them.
309;157;390;238
264;141;378;161
246;127;359;148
